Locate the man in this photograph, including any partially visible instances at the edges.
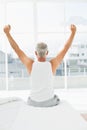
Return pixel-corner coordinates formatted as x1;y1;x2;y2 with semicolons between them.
3;24;76;107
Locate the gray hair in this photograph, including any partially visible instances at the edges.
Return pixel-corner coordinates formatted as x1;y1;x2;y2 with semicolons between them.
36;42;48;58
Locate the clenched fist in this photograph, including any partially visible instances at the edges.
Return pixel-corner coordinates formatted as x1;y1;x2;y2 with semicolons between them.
70;24;76;33
3;25;11;34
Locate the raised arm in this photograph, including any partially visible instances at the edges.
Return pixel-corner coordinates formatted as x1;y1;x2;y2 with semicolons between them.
50;24;76;74
3;25;34;74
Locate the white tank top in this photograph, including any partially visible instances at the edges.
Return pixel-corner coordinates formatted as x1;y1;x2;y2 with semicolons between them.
30;61;54;102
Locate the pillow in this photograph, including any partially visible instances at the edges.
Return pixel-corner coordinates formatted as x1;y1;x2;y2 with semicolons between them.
0;97;22;105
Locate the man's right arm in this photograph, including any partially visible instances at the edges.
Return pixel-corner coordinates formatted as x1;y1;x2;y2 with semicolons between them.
3;25;34;73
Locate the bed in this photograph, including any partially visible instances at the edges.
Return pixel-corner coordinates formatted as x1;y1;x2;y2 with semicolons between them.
0;98;87;130
0;98;24;130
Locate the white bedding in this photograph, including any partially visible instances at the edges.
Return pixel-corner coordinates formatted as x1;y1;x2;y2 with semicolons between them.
0;99;87;130
0;99;24;130
0;97;22;105
9;100;87;130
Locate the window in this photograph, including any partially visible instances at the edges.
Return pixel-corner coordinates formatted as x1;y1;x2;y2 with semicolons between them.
65;2;87;88
0;38;6;90
7;2;35;90
0;1;87;90
0;4;6;90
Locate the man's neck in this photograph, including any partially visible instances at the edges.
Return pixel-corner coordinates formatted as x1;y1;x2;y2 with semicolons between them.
38;57;46;62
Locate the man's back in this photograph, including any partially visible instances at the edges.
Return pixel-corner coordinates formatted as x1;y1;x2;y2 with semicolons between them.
30;61;54;102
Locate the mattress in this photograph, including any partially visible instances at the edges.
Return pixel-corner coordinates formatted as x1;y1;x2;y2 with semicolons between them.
10;100;87;130
0;98;24;130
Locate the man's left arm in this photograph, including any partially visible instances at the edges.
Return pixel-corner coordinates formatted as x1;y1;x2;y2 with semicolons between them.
50;24;76;74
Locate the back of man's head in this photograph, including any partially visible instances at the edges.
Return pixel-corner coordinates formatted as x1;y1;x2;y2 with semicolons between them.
36;42;48;58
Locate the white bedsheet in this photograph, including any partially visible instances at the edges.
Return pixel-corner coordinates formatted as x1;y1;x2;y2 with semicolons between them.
0;99;24;130
10;101;87;130
0;97;22;105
